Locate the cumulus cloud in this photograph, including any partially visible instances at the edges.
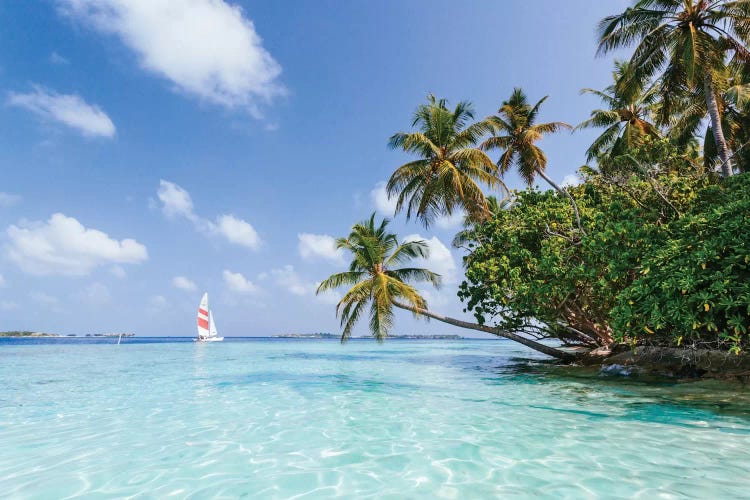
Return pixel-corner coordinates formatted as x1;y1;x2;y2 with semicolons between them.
403;234;458;284
298;233;343;264
57;0;284;117
5;213;148;276
561;173;582;187
172;275;197;291
216;215;260;250
435;211;465;230
157;180;196;220
157;180;261;250
271;265;340;305
8;85;115;137
370;181;398;216
223;269;258;294
271;265;309;296
0;192;22;207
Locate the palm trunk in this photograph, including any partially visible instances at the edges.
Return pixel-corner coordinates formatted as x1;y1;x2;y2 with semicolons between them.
704;72;733;177
535;168;587;236
391;300;576;361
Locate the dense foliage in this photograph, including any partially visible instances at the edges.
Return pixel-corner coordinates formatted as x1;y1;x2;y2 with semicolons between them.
612;174;750;352
458;169;750;352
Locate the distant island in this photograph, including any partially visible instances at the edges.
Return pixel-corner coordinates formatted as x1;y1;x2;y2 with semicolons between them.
0;331;59;337
0;331;135;338
273;333;463;340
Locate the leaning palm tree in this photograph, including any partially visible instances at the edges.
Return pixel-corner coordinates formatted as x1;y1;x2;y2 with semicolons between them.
597;0;750;177
386;94;506;227
480;88;584;233
577;60;661;162
317;214;575;361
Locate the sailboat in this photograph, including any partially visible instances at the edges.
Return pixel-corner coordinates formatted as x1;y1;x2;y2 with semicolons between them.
194;292;224;342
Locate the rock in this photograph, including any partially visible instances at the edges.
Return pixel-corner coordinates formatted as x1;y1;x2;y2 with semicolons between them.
603;346;750;380
600;364;635;377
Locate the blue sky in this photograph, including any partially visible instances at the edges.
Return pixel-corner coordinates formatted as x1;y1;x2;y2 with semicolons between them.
0;0;630;337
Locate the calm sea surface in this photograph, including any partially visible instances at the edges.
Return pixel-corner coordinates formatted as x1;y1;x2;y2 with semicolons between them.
1;338;749;498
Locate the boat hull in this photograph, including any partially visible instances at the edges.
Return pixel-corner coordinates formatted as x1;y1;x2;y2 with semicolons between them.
193;337;224;342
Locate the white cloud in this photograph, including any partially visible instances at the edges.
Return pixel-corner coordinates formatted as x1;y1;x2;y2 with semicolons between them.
404;234;458;284
435;211;465;230
78;282;112;305
0;193;22;207
371;181;398;216
271;265;310;296
298;233;343;264
270;265;340;305
110;265;126;278
173;275;197;291
157;180;261;250
5;213;148;276
561;173;581;187
50;51;70;65
223;269;258;294
8;85;115;138
0;274;5;287
157;180;197;220
57;0;284;117
0;300;18;311
216;215;260;250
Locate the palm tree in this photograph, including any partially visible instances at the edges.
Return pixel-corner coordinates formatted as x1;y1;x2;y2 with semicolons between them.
316;214;439;341
386;94;506;227
670;69;750;172
597;0;750;177
480;88;584;233
317;214;575;360
577;61;661;162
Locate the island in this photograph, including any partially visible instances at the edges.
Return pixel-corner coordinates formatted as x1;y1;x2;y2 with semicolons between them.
0;331;135;338
0;331;59;337
272;333;463;340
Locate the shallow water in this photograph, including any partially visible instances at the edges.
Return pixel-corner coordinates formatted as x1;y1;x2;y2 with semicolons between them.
1;338;749;498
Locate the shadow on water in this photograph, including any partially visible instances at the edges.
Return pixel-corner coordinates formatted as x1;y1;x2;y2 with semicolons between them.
214;371;426;396
480;357;750;424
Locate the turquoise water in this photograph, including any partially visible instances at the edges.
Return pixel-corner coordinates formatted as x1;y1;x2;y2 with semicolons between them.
2;338;750;498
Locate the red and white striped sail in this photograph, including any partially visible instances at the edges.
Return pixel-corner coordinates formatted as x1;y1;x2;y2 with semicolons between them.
197;293;210;339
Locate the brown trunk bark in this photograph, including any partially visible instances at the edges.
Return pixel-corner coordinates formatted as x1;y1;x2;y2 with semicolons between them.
391;300;576;361
535;168;587;236
704;72;733;177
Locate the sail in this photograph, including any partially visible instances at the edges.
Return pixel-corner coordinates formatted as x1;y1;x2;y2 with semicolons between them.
208;311;218;338
197;293;210;339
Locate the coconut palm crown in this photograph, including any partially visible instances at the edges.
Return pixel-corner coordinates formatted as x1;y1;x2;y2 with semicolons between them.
386;94;505;227
597;0;750;176
481;88;573;188
577;60;661;162
316;214;441;341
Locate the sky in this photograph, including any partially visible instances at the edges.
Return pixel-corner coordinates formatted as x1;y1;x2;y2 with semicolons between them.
0;0;631;337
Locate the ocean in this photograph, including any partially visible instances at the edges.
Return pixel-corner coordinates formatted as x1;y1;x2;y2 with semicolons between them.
1;337;749;498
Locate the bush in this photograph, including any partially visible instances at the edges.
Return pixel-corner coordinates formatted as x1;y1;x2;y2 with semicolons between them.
612;174;750;352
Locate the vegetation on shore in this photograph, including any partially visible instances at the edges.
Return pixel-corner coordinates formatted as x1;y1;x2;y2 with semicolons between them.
0;331;58;337
319;0;750;361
